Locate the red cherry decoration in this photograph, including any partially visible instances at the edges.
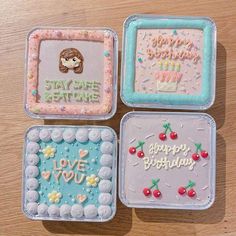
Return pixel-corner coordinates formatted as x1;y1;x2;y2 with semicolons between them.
137;150;145;158
153;189;162;198
178;186;186;195
201;150;208;158
129;147;136;154
143;188;151;196
159;133;166;141
170;131;177;140
187;189;196;198
192;153;200;161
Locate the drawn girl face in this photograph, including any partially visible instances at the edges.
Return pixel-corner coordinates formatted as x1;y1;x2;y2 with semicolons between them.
59;48;84;74
61;56;81;69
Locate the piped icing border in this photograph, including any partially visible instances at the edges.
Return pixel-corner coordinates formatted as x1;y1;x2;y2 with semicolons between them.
121;15;216;109
118;111;216;210
23;126;117;222
25;28;115;117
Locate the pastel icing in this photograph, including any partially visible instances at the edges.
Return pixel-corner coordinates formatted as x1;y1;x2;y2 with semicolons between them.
99;180;113;193
100;154;113;167
26;178;39;190
25;166;39;178
119;112;216;210
51;129;63;143
71;204;83;218
76;129;89;143
39;129;51;142
23;126;117;221
98;205;112;218
101;129;114;142
26;142;40;154
27;129;40;142
26;202;38;215
25;28;117;119
26;154;39;165
121;15;216;109
84;205;98;219
38;204;48;216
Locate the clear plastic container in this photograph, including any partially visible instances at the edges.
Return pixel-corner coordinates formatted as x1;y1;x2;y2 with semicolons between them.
24;27;118;120
119;111;216;210
22;125;117;222
121;15;216;110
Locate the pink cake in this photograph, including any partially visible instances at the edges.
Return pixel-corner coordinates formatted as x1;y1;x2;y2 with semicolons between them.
119;112;216;210
25;28;118;119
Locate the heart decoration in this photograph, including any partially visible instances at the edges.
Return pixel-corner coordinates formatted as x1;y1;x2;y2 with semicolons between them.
79;149;89;158
62;171;74;182
77;194;87;203
41;171;51;181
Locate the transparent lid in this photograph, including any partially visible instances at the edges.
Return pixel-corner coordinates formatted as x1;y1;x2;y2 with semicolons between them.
121;15;216;110
24;27;118;120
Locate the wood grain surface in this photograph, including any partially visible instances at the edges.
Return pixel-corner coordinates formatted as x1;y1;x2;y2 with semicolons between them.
0;0;235;235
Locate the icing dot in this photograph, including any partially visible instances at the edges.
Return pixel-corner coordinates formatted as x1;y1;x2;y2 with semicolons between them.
98;193;112;205
27;129;40;142
38;204;48;216
71;204;83;218
26;154;39;166
98;167;112;180
60;204;71;218
39;129;51;142
100;142;113;154
26;190;39;202
91;158;96;163
88;129;101;143
26;142;40;154
100;154;113;167
104;50;110;57
31;89;37;96
98;205;112;219
48;205;60;217
63;129;76;143
26;202;38;215
76;128;88;143
25;166;39;178
84;205;97;219
98;180;112;193
51;128;63;143
101;129;114;142
26;178;39;190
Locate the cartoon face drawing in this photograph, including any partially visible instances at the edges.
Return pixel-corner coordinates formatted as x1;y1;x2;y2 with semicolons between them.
59;48;84;74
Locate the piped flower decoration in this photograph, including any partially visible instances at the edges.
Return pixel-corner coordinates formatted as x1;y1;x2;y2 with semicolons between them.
42;145;56;159
86;174;100;187
48;190;62;203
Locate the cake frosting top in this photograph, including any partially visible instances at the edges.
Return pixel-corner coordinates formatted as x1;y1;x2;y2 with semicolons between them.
25;28;117;119
23;126;117;222
119;112;216;210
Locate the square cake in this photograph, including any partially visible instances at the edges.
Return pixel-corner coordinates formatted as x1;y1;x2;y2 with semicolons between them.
22;126;117;222
119;112;216;210
25;28;118;119
121;15;216;110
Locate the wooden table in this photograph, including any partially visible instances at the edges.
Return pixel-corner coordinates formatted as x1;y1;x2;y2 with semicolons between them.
0;0;235;235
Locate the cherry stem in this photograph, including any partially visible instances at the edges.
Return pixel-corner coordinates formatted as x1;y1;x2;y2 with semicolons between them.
185;180;195;189
135;141;145;150
163;123;172;134
149;178;160;189
195;143;202;153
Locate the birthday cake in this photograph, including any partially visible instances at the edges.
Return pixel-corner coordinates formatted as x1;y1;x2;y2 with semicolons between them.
25;28;118;119
22;126;117;221
121;15;216;109
119;112;216;209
